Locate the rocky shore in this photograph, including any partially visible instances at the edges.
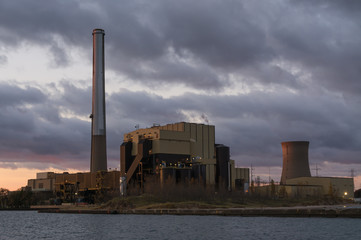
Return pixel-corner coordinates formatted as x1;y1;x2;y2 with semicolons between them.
37;204;361;218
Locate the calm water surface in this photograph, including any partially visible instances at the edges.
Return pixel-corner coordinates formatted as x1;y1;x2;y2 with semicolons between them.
0;211;360;240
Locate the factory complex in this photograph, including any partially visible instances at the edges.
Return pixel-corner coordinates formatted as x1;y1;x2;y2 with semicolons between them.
27;121;250;203
25;29;355;203
26;137;354;203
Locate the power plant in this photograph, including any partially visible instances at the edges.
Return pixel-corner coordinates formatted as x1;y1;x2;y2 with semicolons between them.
25;29;249;203
24;29;354;203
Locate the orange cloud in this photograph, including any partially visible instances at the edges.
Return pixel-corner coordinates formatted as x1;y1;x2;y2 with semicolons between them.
0;166;84;191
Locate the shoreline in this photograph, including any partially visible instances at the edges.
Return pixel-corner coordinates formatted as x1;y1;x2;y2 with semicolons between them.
34;204;361;218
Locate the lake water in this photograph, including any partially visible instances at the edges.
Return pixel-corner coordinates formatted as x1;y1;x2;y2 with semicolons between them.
0;211;360;240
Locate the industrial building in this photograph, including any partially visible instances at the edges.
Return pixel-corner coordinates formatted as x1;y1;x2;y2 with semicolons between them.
54;171;119;202
27;171;120;203
27;172;56;192
27;122;250;202
120;122;249;192
285;177;354;198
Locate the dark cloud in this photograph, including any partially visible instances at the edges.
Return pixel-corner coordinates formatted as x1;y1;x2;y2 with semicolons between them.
0;82;90;169
49;42;69;67
0;0;360;92
55;81;92;116
0;79;360;172
268;3;361;95
0;0;360;176
105;88;361;168
0;83;46;107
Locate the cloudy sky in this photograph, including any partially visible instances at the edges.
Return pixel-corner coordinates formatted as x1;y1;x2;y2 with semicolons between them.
0;0;360;190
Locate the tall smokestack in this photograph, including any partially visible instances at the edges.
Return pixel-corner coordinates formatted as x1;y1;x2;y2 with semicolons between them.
90;29;107;172
280;141;311;184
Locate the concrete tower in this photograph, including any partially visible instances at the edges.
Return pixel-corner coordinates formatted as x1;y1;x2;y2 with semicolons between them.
90;29;107;172
280;141;311;184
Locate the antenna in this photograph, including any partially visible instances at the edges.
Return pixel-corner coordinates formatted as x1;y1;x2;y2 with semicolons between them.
312;164;321;177
250;164;255;183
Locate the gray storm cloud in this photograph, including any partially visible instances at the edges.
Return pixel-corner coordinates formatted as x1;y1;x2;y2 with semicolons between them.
0;81;359;170
0;0;360;174
0;0;360;92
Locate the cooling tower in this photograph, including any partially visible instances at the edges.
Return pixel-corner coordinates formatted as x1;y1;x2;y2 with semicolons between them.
280;141;311;184
90;29;107;172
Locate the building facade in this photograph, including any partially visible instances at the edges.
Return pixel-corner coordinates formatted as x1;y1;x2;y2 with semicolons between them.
286;177;354;199
121;122;249;191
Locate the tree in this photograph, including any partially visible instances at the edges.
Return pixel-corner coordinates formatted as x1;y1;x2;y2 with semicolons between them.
0;188;10;208
7;189;32;208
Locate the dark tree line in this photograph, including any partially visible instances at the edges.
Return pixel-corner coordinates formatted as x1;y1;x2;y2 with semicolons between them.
0;188;32;209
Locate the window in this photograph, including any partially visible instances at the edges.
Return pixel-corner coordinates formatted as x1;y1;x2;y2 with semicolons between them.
38;183;44;189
